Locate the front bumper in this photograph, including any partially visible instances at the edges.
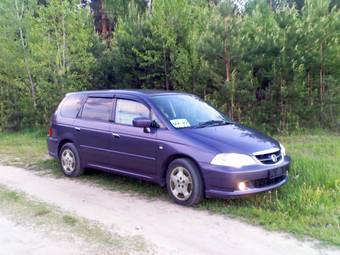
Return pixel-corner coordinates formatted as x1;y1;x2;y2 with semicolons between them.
201;156;291;199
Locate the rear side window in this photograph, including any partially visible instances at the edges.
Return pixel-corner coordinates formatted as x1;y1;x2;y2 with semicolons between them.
81;97;114;122
115;99;150;125
60;94;83;118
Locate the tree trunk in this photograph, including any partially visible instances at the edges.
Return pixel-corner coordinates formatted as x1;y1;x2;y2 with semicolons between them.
61;10;66;95
14;0;37;109
229;69;237;120
163;47;170;90
307;70;313;105
230;82;234;119
319;43;324;121
269;0;273;11
319;66;324;118
225;59;231;82
147;0;153;15
279;79;286;132
92;0;111;38
0;84;4;131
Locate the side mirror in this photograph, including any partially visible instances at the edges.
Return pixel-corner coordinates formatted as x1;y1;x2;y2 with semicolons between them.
133;117;152;128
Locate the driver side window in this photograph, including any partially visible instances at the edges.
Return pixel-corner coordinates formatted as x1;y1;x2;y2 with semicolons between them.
115;99;150;125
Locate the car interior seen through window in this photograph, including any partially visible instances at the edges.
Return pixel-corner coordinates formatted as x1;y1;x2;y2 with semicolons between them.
60;94;83;118
115;99;150;125
151;95;225;128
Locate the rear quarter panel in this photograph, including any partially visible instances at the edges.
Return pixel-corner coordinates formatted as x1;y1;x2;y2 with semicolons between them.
48;95;81;159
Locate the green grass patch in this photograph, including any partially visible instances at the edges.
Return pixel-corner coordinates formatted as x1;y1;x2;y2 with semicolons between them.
0;130;48;168
0;131;339;246
63;215;78;226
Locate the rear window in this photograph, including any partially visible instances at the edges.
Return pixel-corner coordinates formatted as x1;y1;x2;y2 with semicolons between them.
60;94;83;118
81;97;113;122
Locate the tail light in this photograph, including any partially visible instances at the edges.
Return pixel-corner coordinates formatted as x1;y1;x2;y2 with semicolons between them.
48;127;53;137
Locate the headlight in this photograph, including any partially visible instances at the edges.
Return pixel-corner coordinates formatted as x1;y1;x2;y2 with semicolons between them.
279;143;286;156
210;153;256;168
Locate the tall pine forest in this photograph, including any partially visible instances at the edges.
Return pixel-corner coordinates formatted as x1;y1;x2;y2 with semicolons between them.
0;0;339;134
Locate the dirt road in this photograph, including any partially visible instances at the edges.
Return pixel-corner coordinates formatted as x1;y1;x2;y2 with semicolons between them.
0;215;89;255
0;165;337;255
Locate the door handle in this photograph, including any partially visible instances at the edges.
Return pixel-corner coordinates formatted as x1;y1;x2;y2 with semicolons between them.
112;133;120;138
74;127;81;132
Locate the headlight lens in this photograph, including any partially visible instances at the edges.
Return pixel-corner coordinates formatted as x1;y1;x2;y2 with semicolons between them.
279;143;286;156
210;153;256;168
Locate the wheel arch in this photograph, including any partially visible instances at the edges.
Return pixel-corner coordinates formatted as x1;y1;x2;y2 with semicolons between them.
160;154;205;189
57;139;74;158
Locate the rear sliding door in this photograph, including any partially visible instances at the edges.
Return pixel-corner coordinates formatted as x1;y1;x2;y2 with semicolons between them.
73;96;114;169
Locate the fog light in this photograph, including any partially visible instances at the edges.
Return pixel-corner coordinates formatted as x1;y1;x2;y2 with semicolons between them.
238;181;247;191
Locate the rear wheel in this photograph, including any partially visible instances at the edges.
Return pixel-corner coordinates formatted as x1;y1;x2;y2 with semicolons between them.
166;158;204;206
59;143;83;177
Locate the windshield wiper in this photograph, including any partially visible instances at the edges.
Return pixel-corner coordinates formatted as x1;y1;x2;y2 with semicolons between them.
194;120;233;128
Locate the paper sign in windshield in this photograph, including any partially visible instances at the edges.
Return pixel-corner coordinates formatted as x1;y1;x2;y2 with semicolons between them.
170;119;191;128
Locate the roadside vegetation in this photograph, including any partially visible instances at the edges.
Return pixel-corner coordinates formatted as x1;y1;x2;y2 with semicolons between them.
0;0;339;134
0;131;339;246
0;183;148;254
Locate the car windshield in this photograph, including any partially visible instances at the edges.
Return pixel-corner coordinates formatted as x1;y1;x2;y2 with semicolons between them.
151;94;231;128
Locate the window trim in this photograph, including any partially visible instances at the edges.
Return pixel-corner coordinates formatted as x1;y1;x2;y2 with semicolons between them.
79;96;115;123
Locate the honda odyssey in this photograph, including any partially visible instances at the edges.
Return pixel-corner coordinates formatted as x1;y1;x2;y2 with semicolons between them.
47;90;290;206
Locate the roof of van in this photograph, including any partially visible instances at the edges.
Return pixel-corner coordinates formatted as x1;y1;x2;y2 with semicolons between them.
66;89;188;97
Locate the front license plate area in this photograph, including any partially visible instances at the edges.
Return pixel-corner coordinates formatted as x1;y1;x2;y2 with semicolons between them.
269;167;285;179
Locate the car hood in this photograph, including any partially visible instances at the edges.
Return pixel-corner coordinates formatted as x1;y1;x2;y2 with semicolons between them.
179;123;280;155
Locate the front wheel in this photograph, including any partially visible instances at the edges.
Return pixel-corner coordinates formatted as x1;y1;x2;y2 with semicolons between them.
166;158;204;206
59;143;83;177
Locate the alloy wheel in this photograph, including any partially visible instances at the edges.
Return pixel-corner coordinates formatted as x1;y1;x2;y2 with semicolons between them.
61;148;76;174
169;166;193;201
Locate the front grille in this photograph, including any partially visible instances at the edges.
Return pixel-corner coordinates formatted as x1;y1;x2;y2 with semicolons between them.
252;175;286;188
254;149;282;164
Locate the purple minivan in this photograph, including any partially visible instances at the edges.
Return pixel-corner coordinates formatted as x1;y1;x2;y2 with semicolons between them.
47;90;290;206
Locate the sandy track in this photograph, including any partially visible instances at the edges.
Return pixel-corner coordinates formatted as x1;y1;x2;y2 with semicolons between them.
0;214;93;255
0;165;337;255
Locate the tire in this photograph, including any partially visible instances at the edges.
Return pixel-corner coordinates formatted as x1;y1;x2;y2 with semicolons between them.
59;143;83;177
166;158;204;206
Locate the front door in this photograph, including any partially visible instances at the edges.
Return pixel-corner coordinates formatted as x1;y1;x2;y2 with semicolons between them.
109;98;158;177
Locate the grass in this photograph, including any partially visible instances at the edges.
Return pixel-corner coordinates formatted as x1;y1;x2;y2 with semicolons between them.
0;185;148;254
0;130;339;246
